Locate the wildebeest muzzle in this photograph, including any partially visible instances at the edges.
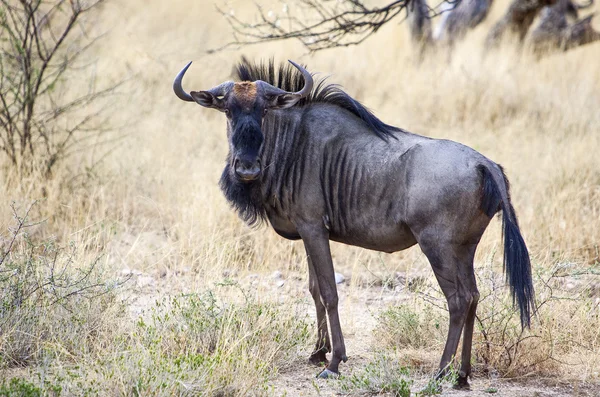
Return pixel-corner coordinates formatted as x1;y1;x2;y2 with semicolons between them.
234;156;261;182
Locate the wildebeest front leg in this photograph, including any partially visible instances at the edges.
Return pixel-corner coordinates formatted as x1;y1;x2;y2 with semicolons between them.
299;225;347;378
307;255;331;366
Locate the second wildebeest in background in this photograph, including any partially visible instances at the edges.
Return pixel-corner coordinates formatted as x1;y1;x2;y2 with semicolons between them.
173;59;534;387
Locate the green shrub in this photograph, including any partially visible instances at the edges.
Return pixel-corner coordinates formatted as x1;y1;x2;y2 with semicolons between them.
0;377;61;397
376;304;446;350
338;354;412;397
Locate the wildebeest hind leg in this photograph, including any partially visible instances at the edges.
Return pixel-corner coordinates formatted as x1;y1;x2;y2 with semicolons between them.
418;239;478;383
457;269;479;389
307;255;331;366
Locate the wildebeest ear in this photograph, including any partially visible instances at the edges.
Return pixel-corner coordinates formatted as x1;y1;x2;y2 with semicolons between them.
267;94;302;110
190;91;226;111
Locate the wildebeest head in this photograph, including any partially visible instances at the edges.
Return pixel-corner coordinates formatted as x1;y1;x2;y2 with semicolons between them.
173;60;313;182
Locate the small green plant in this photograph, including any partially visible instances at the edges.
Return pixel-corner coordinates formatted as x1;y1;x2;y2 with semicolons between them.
0;377;61;397
417;379;442;396
376;304;446;350
338;355;412;396
416;366;458;396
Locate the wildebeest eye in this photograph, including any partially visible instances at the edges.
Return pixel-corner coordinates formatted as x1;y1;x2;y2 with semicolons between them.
224;109;230;116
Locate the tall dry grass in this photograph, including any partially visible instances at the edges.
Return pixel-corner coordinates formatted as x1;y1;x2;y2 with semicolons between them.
0;0;599;393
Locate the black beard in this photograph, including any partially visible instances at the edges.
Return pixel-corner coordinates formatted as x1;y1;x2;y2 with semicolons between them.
219;164;266;227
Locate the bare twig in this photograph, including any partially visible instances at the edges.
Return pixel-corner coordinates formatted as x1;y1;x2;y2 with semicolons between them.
211;0;415;52
0;0;118;176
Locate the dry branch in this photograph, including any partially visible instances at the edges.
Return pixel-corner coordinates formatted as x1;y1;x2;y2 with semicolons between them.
0;0;119;176
213;0;423;52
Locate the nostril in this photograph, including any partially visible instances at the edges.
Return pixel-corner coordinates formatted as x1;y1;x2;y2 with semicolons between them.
234;158;261;181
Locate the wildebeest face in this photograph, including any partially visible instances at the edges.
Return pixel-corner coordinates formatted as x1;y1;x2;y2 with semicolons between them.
221;83;265;182
173;60;313;183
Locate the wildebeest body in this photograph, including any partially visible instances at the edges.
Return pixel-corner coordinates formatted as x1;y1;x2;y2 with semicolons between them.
173;59;534;386
246;103;492;253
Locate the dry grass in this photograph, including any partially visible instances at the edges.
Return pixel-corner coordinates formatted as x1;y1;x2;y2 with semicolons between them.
0;0;599;394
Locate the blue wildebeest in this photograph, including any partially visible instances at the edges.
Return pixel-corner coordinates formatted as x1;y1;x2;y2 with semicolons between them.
173;59;534;387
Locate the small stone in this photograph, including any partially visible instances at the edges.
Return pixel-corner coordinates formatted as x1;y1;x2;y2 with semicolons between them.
335;272;345;284
276;280;285;288
137;275;155;288
271;271;283;280
120;268;132;276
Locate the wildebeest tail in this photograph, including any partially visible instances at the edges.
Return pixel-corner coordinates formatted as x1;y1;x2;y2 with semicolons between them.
478;164;535;328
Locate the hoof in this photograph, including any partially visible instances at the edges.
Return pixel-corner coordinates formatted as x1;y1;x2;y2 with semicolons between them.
453;376;471;390
316;368;339;379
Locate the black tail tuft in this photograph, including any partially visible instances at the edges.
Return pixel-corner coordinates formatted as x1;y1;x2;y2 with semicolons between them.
479;165;535;328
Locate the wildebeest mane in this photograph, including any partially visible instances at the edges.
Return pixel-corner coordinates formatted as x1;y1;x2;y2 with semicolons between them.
236;58;402;141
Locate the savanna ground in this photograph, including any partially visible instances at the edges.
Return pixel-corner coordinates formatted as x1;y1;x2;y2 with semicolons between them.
1;0;599;395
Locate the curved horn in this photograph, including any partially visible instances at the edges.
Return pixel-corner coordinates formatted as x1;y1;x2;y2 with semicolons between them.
173;61;194;102
287;60;313;98
174;62;234;108
258;60;313;98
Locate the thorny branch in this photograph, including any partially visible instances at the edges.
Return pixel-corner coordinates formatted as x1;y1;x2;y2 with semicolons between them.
212;0;458;52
